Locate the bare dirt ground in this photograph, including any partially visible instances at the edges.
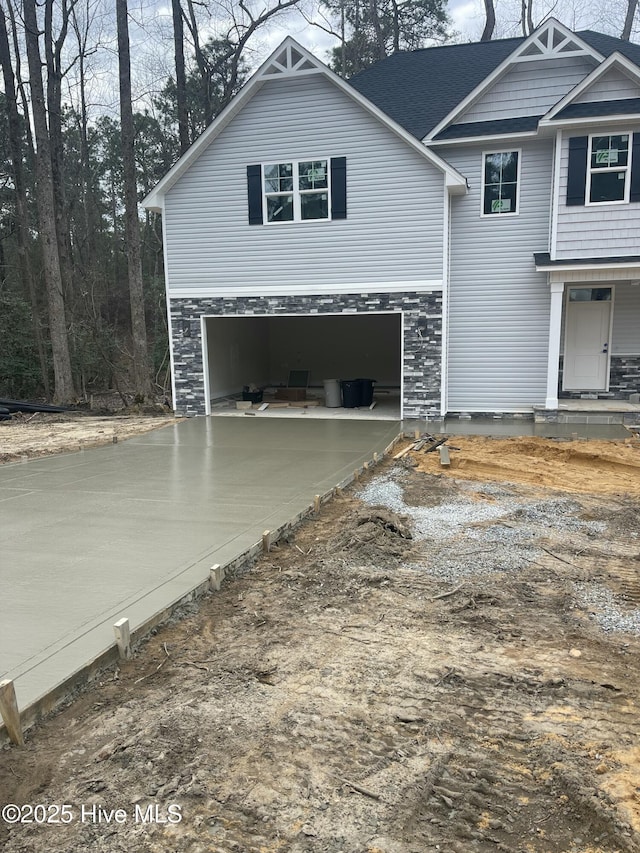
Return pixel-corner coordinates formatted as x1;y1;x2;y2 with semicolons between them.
1;423;640;853
0;412;177;463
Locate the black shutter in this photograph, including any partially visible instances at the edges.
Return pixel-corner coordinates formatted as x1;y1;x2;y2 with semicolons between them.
566;136;588;206
330;156;347;219
247;164;263;225
630;133;640;202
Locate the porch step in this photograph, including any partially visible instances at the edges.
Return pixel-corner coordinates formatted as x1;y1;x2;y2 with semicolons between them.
533;404;640;426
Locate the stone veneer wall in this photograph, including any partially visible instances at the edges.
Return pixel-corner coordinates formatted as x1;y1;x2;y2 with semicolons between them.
558;356;640;399
170;292;443;418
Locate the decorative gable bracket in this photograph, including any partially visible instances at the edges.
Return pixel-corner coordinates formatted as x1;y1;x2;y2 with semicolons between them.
515;21;597;62
258;44;320;79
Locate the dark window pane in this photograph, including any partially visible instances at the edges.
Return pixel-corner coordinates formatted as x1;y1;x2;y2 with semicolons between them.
299;160;328;191
501;152;518;183
266;194;293;222
264;163;293;192
569;288;612;301
499;182;517;213
484;183;499;215
485;154;502;185
589;170;626;202
301;192;328;220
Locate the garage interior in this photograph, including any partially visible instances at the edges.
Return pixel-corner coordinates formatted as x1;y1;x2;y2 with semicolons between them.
204;312;402;419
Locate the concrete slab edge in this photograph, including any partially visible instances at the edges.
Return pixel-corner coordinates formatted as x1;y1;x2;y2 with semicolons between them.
0;432;404;748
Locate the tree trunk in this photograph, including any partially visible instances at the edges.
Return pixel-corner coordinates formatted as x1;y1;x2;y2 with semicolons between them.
171;0;189;154
622;0;638;40
44;0;76;312
116;0;152;399
481;0;495;41
23;0;75;402
0;0;49;397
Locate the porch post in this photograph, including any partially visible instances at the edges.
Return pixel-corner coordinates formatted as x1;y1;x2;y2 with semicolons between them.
545;281;564;409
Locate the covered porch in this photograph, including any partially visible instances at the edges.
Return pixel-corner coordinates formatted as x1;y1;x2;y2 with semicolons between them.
535;255;640;418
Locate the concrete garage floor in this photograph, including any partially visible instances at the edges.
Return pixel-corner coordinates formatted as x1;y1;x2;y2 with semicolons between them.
0;417;400;716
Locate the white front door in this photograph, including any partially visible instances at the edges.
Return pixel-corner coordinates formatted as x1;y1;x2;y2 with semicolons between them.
563;287;612;391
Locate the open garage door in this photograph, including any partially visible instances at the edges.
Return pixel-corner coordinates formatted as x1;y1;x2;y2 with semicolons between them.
202;312;402;418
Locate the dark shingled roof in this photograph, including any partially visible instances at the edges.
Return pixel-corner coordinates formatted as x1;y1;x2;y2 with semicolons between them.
349;31;640;140
434;115;541;141
555;97;640;120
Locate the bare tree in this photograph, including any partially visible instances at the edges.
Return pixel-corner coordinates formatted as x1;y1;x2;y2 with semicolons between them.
171;0;189;154
116;0;152;399
622;0;638;39
0;0;49;395
23;0;76;402
481;0;496;39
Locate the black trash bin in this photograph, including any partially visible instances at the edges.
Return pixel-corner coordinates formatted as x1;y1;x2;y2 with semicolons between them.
356;378;376;407
341;379;360;408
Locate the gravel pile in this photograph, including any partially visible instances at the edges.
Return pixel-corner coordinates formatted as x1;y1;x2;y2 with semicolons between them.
573;583;640;636
357;468;639;633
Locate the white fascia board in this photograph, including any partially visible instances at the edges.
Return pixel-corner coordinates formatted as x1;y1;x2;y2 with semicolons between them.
143;36;466;211
540;52;640;126
536;259;640;272
168;281;444;299
540;113;640;130
429;130;539;147
424;19;604;144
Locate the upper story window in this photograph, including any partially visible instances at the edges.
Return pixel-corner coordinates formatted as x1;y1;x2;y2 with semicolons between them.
587;134;630;204
247;157;346;226
264;160;329;223
567;133;639;207
482;151;520;216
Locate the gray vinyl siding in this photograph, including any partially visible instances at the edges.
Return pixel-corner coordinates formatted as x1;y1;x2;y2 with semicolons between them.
163;74;445;292
612;283;640;353
555;124;640;259
444;140;553;411
575;68;640;103
459;57;596;123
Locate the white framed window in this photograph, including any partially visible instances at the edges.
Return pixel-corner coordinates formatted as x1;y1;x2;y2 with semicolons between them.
481;150;520;216
586;133;632;205
263;159;330;223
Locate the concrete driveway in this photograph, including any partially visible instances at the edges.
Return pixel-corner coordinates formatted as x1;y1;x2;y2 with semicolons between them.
0;417;400;714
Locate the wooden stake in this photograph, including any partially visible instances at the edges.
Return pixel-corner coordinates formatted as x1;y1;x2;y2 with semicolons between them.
113;618;132;660
414;429;420;440
353;469;360;481
0;680;24;746
262;530;272;552
373;452;379;463
210;563;225;591
314;495;321;514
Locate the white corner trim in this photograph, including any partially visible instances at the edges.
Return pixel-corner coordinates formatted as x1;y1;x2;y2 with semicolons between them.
550;128;562;260
161;204;178;412
440;182;450;417
168;281;444;299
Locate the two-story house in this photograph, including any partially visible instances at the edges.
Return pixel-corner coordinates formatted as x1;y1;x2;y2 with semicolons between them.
144;19;640;420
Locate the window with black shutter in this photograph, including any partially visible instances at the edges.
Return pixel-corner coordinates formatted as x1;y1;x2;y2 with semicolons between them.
247;158;346;224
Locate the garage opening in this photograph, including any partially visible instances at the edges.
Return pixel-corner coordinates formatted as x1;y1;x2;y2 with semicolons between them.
202;312;402;419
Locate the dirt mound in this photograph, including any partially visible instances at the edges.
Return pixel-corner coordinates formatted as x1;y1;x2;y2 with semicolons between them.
329;507;413;566
412;435;640;497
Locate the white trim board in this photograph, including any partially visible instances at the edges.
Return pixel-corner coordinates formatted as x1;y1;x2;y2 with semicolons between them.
168;281;444;299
